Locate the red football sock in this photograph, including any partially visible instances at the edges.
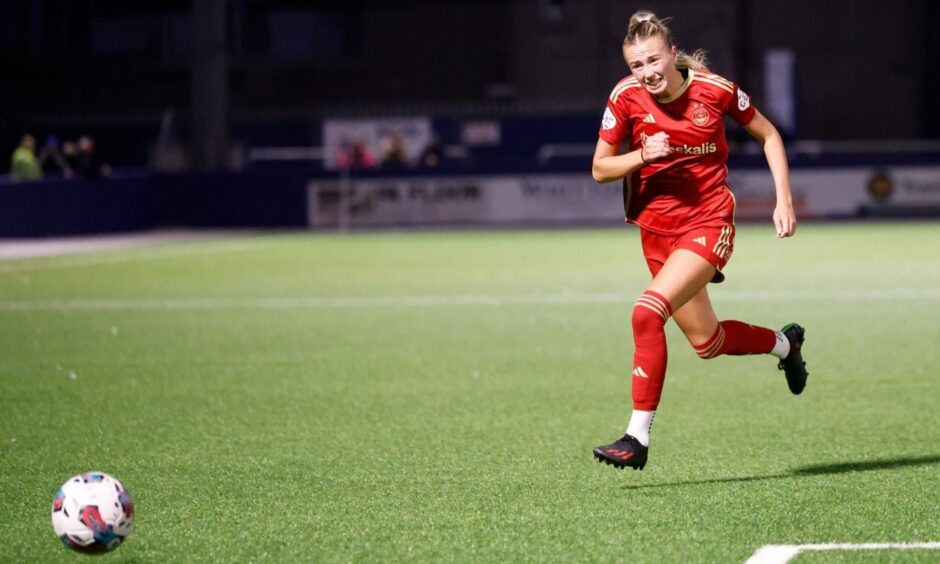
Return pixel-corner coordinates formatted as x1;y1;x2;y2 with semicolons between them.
693;320;776;359
631;290;672;411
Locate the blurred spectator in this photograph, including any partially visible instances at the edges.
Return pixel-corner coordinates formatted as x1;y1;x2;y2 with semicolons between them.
63;140;79;170
420;136;445;168
10;134;42;181
38;135;74;179
74;135;112;179
379;132;409;169
336;139;376;170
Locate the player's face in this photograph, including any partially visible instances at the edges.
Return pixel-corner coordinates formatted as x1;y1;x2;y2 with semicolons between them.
624;36;678;97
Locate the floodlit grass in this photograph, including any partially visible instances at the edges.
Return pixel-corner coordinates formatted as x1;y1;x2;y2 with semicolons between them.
1;223;939;561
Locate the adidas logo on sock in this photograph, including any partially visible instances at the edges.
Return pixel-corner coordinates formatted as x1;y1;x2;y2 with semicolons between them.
632;366;650;378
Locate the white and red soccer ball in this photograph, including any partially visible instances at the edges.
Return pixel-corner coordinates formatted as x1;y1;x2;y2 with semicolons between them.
51;472;134;553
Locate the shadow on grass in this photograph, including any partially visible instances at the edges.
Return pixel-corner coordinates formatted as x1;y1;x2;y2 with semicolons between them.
621;454;940;490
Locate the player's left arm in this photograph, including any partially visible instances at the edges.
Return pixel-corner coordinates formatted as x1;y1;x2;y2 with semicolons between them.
743;110;797;238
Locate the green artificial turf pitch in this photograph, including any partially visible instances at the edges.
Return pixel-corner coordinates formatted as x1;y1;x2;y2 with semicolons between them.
1;223;939;562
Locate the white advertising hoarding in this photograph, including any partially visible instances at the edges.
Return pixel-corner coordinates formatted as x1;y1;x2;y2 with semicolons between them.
308;166;940;228
307;174;624;227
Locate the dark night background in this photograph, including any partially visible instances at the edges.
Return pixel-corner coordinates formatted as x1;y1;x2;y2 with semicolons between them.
2;0;939;170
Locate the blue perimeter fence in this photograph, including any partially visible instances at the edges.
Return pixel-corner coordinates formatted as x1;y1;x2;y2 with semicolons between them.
3;150;940;238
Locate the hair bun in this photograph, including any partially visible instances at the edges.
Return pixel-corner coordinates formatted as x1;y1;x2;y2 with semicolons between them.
629;10;657;26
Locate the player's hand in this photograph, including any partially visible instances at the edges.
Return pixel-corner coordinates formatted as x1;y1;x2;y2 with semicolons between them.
640;132;672;163
773;203;797;238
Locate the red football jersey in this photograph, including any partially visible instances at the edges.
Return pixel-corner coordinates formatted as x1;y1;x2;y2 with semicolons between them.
598;69;756;235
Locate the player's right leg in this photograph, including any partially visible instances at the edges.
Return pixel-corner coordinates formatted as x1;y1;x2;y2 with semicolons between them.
594;248;715;470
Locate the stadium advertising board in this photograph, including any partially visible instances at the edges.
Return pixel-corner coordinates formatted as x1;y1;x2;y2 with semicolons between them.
307;174;624;227
308;166;940;228
729;166;940;219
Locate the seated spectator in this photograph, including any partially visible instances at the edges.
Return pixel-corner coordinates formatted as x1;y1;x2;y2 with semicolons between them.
74;135;111;179
63;140;79;171
336;139;376;170
38;135;74;179
10;134;42;181
420;136;445;168
379;132;409;169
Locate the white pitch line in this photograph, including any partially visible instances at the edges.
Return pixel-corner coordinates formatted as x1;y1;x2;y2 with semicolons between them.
0;239;278;274
713;288;940;301
746;542;940;564
3;293;627;311
0;230;226;260
2;288;940;312
745;545;801;564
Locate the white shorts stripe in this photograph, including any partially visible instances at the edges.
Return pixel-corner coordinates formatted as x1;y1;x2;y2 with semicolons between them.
712;225;733;261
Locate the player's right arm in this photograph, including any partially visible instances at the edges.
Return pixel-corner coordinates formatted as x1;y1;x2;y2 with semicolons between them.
592;138;641;183
591;132;671;183
592;91;670;183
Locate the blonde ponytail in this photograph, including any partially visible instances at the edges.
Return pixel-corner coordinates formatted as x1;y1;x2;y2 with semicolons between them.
676;49;709;71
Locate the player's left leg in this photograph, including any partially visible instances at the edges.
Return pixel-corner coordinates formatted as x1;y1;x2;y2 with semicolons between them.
671;270;808;394
673;288;779;358
777;323;808;394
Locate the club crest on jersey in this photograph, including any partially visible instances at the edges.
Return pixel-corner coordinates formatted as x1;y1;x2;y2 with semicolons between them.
692;105;710;126
602;108;617;130
737;89;750;111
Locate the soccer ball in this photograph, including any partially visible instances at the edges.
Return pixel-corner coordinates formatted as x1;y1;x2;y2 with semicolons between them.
51;471;134;553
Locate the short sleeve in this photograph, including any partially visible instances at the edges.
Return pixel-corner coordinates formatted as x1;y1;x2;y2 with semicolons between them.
598;99;630;146
727;83;756;126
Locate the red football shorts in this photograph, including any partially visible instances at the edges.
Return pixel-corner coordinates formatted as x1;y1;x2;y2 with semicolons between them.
640;224;735;283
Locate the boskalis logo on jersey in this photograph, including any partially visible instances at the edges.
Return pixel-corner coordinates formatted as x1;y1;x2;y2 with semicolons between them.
640;132;717;156
737;88;750;111
602;107;617;130
673;142;718;155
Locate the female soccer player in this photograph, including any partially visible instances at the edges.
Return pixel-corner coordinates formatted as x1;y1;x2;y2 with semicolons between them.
591;10;808;470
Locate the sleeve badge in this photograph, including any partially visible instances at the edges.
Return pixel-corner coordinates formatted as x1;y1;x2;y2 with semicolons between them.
737;89;751;111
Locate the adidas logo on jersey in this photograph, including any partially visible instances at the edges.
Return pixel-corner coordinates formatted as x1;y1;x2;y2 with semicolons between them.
643;113;656;124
